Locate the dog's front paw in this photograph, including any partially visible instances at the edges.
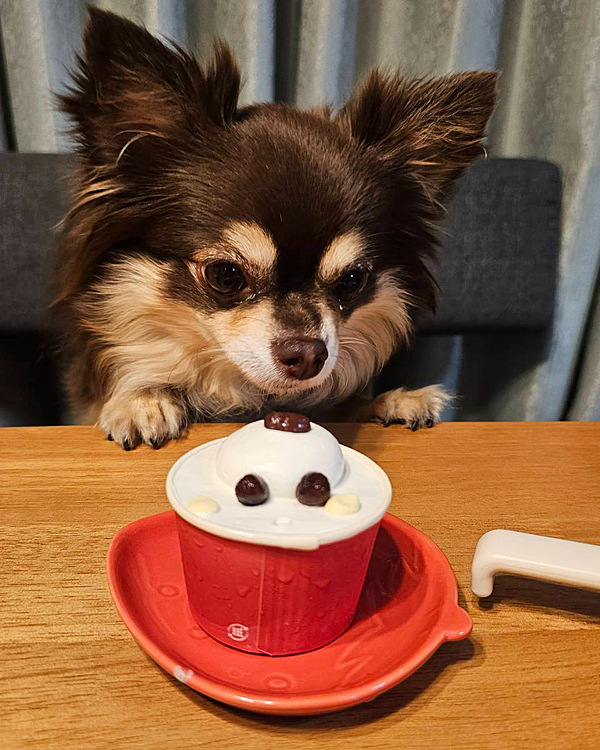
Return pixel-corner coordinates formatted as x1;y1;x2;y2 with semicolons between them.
366;385;452;430
99;390;187;450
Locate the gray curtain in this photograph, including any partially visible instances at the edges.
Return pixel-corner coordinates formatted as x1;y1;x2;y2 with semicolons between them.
1;0;599;422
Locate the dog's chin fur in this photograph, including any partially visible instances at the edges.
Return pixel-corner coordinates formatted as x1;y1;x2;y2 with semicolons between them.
53;8;497;444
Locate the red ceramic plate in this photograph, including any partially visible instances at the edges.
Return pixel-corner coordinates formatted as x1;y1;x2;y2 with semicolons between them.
107;511;471;715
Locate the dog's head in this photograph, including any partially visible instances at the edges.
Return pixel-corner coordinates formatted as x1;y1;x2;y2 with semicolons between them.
58;8;496;412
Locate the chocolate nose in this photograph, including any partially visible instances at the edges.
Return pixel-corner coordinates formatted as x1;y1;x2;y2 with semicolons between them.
273;338;328;380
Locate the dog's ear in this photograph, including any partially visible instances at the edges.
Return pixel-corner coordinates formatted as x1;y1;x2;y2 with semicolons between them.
336;70;497;201
60;7;240;165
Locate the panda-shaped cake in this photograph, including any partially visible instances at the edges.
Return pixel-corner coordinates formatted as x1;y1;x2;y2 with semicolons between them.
166;412;391;655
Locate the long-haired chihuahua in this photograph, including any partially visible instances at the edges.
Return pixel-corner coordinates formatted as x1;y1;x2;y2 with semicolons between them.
53;7;497;449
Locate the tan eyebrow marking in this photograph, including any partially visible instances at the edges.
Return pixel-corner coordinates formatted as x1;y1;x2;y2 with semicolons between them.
222;221;277;272
318;231;364;281
192;221;278;275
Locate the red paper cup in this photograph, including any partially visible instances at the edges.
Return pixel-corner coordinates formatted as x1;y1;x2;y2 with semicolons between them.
175;515;381;655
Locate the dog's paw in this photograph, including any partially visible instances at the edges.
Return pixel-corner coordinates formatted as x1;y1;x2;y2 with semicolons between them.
99;391;187;450
366;385;452;430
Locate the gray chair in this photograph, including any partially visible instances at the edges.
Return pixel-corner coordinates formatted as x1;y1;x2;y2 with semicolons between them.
0;153;561;426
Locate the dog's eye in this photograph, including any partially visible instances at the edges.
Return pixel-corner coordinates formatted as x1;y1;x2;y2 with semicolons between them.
204;261;247;296
335;268;368;299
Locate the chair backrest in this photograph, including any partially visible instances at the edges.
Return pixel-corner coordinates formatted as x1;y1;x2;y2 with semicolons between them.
422;157;561;333
0;153;561;336
0;153;77;332
0;153;562;426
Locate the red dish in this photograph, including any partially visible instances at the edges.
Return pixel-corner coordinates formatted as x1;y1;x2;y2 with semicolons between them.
107;511;471;715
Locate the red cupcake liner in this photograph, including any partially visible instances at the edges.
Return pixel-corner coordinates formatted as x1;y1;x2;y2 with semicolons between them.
176;516;380;655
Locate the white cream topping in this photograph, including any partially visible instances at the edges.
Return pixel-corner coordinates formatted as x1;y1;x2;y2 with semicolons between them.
216;421;345;499
166;420;391;550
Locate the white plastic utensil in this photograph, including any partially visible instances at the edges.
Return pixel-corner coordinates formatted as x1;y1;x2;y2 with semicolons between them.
471;529;600;597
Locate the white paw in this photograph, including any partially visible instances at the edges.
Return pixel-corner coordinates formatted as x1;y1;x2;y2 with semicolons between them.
98;390;187;450
368;385;452;430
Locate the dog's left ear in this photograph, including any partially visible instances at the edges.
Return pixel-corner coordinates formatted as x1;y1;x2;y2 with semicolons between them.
336;70;498;201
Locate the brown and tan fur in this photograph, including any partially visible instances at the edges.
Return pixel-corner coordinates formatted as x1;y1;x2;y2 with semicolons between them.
53;8;497;449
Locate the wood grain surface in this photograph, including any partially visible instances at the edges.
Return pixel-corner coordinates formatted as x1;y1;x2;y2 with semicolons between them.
1;422;600;749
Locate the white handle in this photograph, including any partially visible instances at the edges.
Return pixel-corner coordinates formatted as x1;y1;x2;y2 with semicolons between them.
471;529;600;597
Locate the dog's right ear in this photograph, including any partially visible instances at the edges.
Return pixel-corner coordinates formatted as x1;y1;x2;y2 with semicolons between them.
60;7;240;166
336;69;497;203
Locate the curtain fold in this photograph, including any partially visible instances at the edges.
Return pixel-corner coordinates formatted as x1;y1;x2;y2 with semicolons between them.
1;0;599;422
569;273;600;420
485;0;600;419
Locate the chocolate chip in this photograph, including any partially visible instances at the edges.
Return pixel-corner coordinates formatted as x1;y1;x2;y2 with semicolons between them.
296;472;330;506
235;474;269;506
264;412;310;433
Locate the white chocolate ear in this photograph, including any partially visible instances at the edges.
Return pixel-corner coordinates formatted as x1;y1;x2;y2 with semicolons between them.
325;494;360;516
189;496;220;514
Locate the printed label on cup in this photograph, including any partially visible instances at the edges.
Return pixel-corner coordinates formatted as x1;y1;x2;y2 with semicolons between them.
227;623;249;642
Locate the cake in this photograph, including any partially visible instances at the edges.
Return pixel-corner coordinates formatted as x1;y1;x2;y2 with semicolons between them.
166;412;391;655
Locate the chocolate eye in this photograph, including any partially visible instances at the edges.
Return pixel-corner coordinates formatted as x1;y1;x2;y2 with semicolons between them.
335;268;368;300
235;474;269;505
204;261;247;296
296;472;331;506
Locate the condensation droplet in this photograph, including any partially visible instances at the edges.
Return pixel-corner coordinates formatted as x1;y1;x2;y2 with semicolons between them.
277;570;295;584
265;674;294;691
189;627;207;640
157;585;179;597
212;585;232;600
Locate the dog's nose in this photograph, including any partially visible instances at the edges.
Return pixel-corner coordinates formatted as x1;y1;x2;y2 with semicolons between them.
273;338;328;380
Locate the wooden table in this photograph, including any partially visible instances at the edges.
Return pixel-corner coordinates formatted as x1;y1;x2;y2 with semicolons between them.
2;423;600;749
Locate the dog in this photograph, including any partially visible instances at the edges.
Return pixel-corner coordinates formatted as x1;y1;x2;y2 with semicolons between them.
53;7;497;450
